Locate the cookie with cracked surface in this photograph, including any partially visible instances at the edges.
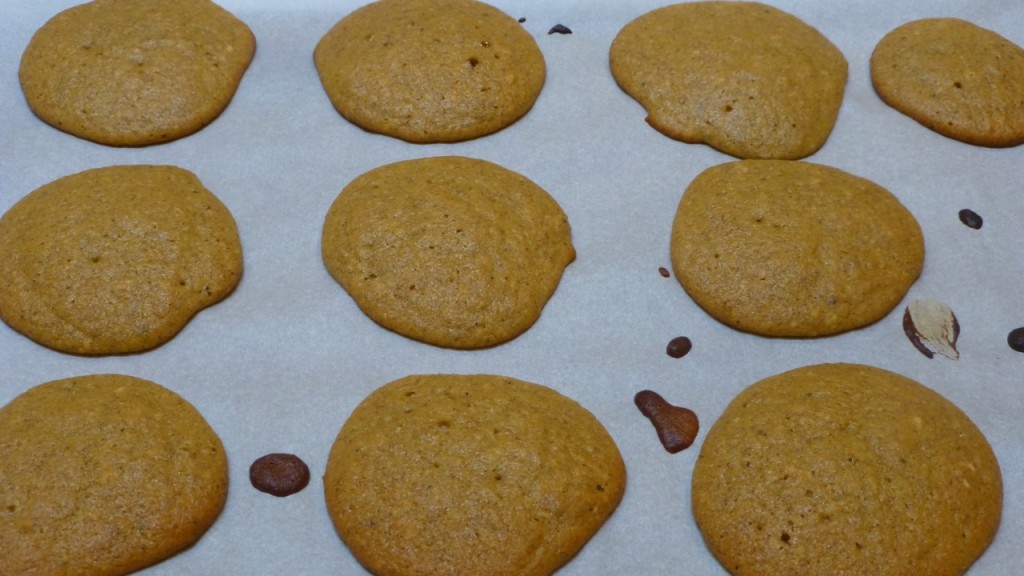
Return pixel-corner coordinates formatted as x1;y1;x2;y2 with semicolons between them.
871;17;1024;147
19;0;255;146
0;165;243;355
0;374;228;576
321;156;574;349
609;1;847;159
324;374;626;576
314;0;545;143
670;159;923;337
692;363;1002;576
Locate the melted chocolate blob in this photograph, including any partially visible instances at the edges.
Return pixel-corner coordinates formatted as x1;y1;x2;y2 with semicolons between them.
634;390;699;453
250;453;310;497
666;336;692;358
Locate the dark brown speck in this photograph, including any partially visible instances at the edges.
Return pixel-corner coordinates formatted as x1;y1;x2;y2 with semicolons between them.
666;336;692;358
958;209;983;229
658;266;670;278
1008;327;1024;353
548;24;572;35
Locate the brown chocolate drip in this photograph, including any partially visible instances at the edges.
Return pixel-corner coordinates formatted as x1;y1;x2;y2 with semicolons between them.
634;390;699;453
902;307;935;359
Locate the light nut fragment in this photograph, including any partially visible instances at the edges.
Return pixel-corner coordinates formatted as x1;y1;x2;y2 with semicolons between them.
903;299;960;360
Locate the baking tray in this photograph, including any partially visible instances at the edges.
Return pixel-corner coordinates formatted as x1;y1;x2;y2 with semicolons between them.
1;1;1021;573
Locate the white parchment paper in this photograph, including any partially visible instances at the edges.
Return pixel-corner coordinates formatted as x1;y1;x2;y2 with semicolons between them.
1;1;1022;574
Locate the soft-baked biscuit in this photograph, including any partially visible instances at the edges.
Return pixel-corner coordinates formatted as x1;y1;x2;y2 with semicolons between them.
692;363;1002;576
0;374;229;576
323;374;626;576
871;18;1024;147
0;165;243;355
321;156;574;349
609;1;847;159
314;0;545;143
670;159;924;337
19;0;255;146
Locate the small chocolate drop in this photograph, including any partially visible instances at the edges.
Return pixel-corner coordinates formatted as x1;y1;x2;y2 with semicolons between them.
548;24;572;34
958;209;983;230
250;453;310;497
1008;327;1024;353
666;336;692;358
518;17;526;23
658;266;671;278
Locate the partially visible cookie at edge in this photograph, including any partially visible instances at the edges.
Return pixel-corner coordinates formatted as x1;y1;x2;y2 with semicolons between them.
692;363;1002;576
670;159;924;337
321;156;574;349
314;0;545;143
18;0;255;146
609;1;847;159
324;373;626;576
0;165;243;355
870;17;1024;147
0;374;229;576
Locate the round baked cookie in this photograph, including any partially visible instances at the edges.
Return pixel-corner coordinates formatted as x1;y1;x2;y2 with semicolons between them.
870;18;1024;147
0;374;229;576
324;374;626;576
670;159;924;337
692;363;1002;576
0;165;243;355
19;0;255;146
314;0;545;143
609;1;847;160
321;156;574;349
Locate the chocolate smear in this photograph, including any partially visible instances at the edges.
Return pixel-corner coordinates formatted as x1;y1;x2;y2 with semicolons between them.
548;24;572;34
1008;327;1024;353
250;453;311;497
666;336;692;358
958;209;983;230
903;299;960;360
634;390;699;453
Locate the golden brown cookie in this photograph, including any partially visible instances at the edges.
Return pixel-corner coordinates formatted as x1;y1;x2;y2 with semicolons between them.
870;18;1024;147
670;159;924;337
0;165;243;355
609;1;847;159
0;374;229;576
692;363;1002;576
321;156;574;349
324;374;626;576
313;0;545;143
19;0;255;146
